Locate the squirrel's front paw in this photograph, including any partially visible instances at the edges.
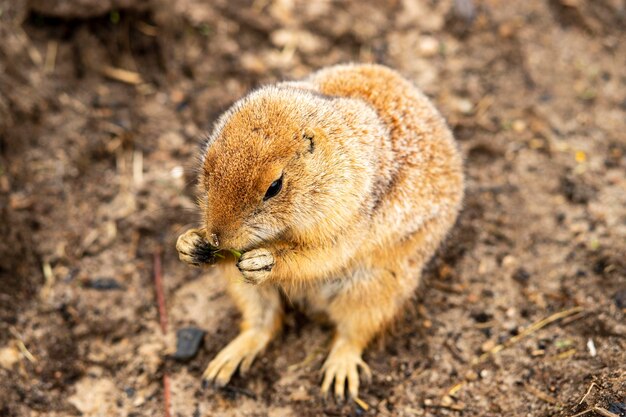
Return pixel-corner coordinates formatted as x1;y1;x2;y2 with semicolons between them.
176;229;216;266
236;248;274;284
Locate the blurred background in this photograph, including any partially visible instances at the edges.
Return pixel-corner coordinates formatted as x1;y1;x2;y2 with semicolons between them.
1;0;625;416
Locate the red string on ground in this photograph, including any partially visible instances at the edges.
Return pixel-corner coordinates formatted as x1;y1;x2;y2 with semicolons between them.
163;374;172;417
154;246;168;334
153;246;171;417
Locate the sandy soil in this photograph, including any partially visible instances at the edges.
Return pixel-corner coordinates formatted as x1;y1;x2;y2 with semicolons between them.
1;0;625;416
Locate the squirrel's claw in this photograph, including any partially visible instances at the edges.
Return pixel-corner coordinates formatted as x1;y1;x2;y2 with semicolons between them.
236;248;274;284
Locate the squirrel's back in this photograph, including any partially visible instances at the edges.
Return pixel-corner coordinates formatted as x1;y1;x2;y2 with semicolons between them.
307;64;464;248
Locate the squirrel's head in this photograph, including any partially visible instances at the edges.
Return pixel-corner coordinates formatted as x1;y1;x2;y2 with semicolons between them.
198;85;382;251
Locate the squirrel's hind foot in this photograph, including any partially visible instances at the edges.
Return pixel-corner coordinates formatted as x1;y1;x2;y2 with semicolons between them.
320;341;372;402
202;329;272;387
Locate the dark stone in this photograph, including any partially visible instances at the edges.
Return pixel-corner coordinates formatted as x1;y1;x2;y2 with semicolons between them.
593;257;609;275
608;402;626;417
85;277;124;290
28;0;151;19
512;268;530;284
614;289;626;310
472;312;492;323
560;175;595;204
172;327;205;361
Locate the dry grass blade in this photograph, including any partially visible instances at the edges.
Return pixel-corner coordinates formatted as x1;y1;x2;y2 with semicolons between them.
163;374;172;417
570;407;619;417
287;347;324;371
578;382;598;405
473;306;584;365
9;327;37;363
556;348;577;360
447;381;466;397
353;396;370;411
448;307;586;398
101;65;143;85
524;384;559;405
136;21;158;36
44;40;58;73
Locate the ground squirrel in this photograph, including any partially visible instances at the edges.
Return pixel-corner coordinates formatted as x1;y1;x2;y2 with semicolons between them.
176;64;464;400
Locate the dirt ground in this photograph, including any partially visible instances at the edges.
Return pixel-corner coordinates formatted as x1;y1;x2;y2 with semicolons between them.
1;0;625;416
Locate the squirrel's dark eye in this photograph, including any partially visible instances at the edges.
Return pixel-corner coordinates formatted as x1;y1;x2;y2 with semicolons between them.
264;175;283;201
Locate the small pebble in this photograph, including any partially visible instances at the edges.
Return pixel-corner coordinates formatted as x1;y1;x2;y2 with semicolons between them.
481;339;496;353
529;138;544;149
501;255;517;267
172;327;206;361
170;166;184;179
124;387;135;398
453;97;473;115
466;293;480;303
613;289;626;310
453;0;476;23
418;36;439;57
586;338;597;357
472;311;492;323
498;22;515;38
512;268;530;284
465;370;478;381
512;120;526;132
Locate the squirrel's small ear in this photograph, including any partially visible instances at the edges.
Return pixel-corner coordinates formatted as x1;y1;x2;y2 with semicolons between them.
302;129;315;153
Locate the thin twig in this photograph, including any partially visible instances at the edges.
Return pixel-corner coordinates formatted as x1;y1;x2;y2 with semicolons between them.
44;40;58;74
136;21;158;36
101;65;143;85
561;310;589;326
163;374;172;417
447;381;466;397
353;396;370;411
9;327;37;363
524;384;558;405
424;402;467;412
556;348;577;360
133;149;144;187
287;347;324;371
578;382;598;405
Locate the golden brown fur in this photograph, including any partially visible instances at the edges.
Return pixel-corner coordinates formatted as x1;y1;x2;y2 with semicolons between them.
176;63;464;400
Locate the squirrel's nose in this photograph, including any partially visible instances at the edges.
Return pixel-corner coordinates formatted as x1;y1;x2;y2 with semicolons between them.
208;232;220;248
